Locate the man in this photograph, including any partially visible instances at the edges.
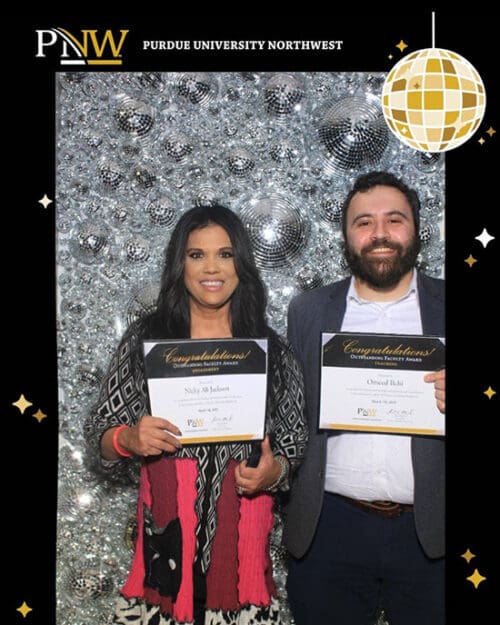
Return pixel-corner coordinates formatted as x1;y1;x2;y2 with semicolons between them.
285;171;445;625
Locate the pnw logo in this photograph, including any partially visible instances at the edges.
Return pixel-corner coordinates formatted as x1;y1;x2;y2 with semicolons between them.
35;28;129;66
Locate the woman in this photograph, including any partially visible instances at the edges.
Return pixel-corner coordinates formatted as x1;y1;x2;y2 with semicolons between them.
85;205;307;625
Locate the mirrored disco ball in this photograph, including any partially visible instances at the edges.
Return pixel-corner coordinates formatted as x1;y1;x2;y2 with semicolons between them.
134;72;166;94
423;196;442;215
147;195;177;227
78;364;104;391
419;221;438;246
67;568;113;600
412;150;443;173
194;185;219;207
227;148;256;177
133;166;156;190
111;205;129;223
114;97;154;137
60;298;87;321
59;483;102;522
269;138;301;165
163;132;193;163
175;72;218;106
318;94;389;172
126;283;159;326
239;195;308;269
296;267;324;291
60;72;86;87
124;235;150;263
69;221;110;264
320;198;343;224
264;73;305;115
99;160;125;190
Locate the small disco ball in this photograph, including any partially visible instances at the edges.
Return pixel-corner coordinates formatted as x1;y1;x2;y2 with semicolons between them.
227;148;256;177
320;198;343;224
133;167;156;189
147;195;177;227
69;222;109;264
111;206;129;223
67;568;113;600
419;221;437;246
78;364;104;390
60;298;86;320
60;72;86;86
124;235;150;262
194;185;219;207
114;97;154;137
163;132;193;163
269;139;300;165
99;160;124;189
382;48;485;152
296;268;324;291
318;93;389;172
58;484;102;521
175;72;218;106
84;132;103;149
134;72;166;94
119;139;142;163
264;73;305;115
424;197;442;214
239;195;308;269
126;283;159;325
412;150;443;173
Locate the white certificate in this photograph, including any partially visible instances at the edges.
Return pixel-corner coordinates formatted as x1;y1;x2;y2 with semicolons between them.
319;332;445;436
143;338;268;444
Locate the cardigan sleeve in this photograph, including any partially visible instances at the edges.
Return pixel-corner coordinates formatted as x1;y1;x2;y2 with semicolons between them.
84;321;148;484
268;335;308;483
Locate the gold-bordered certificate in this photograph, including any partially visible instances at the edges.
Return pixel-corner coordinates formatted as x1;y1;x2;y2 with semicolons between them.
143;338;268;444
319;332;445;436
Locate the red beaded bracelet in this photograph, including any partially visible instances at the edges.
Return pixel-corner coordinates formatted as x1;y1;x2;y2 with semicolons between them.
112;425;133;458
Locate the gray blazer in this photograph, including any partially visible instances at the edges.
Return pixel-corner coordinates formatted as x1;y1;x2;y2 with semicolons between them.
284;272;445;560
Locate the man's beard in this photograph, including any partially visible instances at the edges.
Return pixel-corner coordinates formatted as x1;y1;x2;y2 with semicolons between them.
344;236;421;289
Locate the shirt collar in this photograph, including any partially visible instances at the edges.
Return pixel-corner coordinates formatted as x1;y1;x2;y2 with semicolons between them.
347;270;418;305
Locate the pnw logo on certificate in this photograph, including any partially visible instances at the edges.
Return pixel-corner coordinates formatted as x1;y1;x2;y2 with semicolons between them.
320;333;445;436
143;338;268;444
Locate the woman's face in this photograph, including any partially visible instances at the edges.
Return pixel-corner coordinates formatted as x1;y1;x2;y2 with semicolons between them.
184;224;239;311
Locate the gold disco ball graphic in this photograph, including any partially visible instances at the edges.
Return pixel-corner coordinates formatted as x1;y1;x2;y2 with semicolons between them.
382;48;486;152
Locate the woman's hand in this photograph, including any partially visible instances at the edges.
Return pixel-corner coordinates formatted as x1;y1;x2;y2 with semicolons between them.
234;435;285;496
424;368;446;414
101;416;182;459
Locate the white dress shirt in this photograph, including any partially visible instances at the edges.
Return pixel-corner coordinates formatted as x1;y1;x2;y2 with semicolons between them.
324;271;422;504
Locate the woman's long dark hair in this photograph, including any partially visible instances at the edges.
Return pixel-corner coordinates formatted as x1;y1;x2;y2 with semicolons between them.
141;205;269;339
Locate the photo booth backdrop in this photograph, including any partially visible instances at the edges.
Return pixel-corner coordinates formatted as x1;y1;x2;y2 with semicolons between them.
56;71;445;625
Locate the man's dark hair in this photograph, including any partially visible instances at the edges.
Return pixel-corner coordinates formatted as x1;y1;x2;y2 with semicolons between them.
341;171;421;240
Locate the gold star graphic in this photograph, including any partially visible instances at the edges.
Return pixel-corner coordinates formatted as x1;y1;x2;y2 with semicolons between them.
33;409;48;423
484;386;496;400
461;548;476;563
467;568;486;589
478;137;486;145
38;194;53;209
464;255;478;268
413;82;421;89
16;602;33;618
486;126;496;137
12;394;33;414
396;40;408;52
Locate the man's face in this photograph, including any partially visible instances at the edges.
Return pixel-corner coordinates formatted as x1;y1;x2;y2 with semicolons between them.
344;185;420;289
